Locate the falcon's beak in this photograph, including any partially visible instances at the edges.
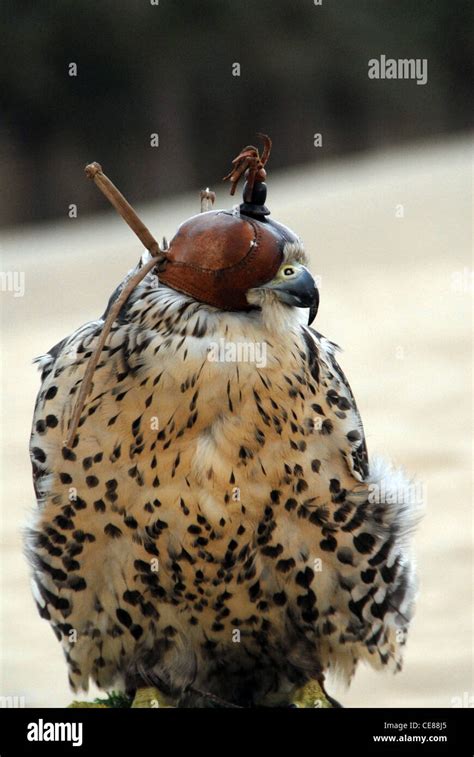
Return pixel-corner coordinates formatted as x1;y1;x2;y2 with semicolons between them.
261;264;319;325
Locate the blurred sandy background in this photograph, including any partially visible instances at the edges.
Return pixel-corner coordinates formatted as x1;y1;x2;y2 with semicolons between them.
0;134;472;707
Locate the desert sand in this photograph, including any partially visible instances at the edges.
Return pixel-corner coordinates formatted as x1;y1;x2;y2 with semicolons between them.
0;135;472;707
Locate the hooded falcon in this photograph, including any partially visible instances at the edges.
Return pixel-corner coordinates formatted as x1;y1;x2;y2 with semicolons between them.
26;138;419;708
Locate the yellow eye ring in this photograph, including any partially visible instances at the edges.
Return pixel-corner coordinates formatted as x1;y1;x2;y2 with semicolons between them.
283;266;294;276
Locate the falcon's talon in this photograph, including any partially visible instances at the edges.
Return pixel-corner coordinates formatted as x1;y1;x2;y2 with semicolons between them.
131;686;174;708
257;680;332;709
290;681;333;709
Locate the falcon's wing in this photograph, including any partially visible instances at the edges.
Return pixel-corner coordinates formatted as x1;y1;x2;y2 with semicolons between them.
304;325;369;482
297;324;420;677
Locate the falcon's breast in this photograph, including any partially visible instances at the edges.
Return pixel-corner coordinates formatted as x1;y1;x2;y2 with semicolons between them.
27;264;419;703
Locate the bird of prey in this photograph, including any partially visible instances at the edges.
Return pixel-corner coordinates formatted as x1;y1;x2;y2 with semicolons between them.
26;139;419;708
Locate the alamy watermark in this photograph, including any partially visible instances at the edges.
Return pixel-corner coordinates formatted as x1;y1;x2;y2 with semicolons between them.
207;339;267;368
451;268;473;293
27;719;83;747
368;55;428;86
0;695;26;708
0;270;25;297
451;691;474;708
368;479;426;506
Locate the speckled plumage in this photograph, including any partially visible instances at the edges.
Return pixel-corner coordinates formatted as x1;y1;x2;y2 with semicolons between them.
27;243;419;707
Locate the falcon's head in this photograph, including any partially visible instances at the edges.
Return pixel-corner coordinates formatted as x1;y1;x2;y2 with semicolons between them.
159;211;319;326
158;135;319;325
246;242;319;326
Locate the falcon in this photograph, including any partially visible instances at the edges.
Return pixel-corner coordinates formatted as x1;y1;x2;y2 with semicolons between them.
26;137;419;708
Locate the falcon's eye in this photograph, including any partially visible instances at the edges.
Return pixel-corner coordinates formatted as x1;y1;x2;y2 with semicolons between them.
282;266;296;277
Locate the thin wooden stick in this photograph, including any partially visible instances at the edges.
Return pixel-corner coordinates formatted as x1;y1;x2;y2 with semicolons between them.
85;162;161;255
64;164;167;448
65;257;160;448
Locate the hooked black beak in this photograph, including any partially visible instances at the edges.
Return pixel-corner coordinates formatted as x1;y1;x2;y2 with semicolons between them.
266;267;319;325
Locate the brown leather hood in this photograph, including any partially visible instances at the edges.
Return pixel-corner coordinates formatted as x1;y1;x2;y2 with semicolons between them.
159;210;298;311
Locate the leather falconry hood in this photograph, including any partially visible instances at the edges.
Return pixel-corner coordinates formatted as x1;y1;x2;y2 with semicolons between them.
159;134;300;312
